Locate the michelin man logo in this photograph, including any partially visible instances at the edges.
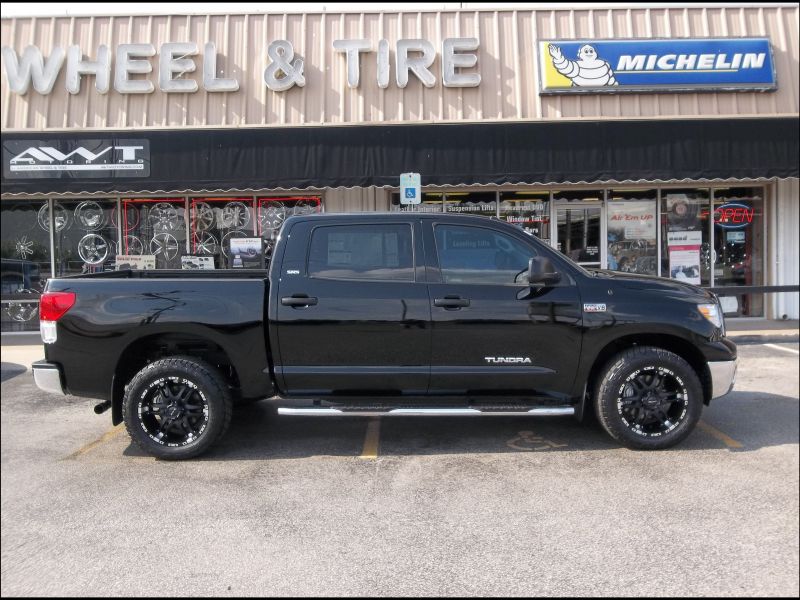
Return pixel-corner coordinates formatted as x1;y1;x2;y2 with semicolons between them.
548;43;618;87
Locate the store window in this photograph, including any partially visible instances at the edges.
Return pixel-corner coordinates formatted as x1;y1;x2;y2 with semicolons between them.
711;188;765;317
257;197;322;260
661;189;711;286
606;189;658;276
121;198;187;269
499;191;550;242
53;200;119;277
390;192;445;212
1;201;52;332
444;191;497;217
553;190;603;266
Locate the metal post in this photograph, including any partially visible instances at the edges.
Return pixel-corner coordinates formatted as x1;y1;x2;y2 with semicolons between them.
185;196;191;255
709;188;715;288
48;198;56;277
765;182;773;318
115;197;122;259
656;188;662;278
600;188;608;270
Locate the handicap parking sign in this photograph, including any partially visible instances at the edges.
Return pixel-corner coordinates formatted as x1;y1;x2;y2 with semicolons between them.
400;173;421;205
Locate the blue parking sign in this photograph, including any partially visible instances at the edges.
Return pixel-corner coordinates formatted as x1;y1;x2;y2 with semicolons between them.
400;172;421;205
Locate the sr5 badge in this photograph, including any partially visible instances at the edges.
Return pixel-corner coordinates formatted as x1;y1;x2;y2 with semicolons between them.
584;303;607;312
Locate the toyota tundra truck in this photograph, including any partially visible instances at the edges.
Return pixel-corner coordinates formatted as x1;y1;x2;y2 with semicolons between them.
32;213;737;459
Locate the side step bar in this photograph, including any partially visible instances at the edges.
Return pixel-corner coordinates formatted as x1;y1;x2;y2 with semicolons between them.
277;407;575;417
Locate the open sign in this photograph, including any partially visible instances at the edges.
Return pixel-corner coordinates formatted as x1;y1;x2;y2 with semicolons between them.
701;203;755;228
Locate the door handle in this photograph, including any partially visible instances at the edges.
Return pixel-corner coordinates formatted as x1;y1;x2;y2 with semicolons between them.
281;295;318;307
434;296;470;309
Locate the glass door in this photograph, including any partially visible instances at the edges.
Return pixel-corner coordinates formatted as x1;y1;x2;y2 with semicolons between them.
710;187;765;317
555;204;603;268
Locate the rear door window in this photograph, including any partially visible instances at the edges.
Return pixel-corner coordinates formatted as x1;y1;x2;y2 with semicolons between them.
308;224;414;281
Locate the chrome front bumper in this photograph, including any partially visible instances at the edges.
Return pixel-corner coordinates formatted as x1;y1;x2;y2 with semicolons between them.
708;359;738;400
31;361;66;396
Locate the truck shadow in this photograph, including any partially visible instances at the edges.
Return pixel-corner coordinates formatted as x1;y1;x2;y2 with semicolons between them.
122;390;799;460
1;362;27;382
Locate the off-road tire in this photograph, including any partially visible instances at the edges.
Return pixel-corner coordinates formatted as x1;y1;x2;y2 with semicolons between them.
123;356;233;460
595;346;703;450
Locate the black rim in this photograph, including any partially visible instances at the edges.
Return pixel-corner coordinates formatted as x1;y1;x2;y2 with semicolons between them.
137;376;209;447
616;366;689;438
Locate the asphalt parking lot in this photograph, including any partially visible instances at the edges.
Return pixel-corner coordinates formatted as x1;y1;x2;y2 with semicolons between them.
1;342;798;597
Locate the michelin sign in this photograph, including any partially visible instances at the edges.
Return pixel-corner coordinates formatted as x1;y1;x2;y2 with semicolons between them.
539;38;776;94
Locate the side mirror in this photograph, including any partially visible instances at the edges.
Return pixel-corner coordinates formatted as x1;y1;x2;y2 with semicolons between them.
528;257;561;287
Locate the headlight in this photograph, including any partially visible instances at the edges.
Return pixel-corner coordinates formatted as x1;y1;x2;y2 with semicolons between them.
698;303;723;329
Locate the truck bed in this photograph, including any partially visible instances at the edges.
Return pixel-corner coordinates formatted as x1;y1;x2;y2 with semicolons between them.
43;272;273;414
59;269;269;280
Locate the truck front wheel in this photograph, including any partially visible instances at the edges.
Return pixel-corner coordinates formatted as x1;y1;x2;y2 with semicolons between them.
122;357;233;460
594;346;703;450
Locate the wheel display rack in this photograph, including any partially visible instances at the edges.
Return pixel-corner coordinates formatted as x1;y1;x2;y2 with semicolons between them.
189;198;255;267
23;197;323;273
123;199;186;267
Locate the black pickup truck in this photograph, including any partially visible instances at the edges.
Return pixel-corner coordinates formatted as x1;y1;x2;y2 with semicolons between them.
32;213;737;459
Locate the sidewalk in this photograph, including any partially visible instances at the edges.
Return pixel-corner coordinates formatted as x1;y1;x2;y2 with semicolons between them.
725;319;799;344
1;342;44;371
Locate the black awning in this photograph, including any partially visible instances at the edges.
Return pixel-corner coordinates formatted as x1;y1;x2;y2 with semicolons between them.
2;117;798;195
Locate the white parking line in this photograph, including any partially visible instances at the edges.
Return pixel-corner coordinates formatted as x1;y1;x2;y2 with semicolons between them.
764;343;800;355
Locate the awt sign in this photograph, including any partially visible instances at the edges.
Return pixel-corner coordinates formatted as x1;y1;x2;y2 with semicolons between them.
3;139;150;179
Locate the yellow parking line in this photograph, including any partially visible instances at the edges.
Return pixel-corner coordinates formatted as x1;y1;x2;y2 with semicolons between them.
65;425;125;459
360;418;381;459
697;420;743;449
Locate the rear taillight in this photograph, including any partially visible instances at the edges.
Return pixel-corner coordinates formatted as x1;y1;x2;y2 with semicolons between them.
39;291;76;344
40;291;76;321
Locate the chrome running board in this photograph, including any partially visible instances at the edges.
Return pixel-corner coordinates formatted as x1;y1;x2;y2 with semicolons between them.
277;406;575;417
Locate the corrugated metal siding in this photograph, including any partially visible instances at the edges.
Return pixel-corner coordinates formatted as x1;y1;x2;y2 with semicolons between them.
2;5;798;131
773;177;799;319
323;186;388;213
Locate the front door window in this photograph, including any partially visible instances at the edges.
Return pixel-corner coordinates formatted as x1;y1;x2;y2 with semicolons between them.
433;224;536;285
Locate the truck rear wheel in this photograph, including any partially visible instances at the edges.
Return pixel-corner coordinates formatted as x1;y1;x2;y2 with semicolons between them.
122;357;232;460
594;346;703;450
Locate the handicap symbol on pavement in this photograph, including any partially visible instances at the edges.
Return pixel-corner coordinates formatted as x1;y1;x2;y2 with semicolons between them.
507;430;568;451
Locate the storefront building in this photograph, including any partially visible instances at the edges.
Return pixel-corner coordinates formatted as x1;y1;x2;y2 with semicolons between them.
2;4;798;332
